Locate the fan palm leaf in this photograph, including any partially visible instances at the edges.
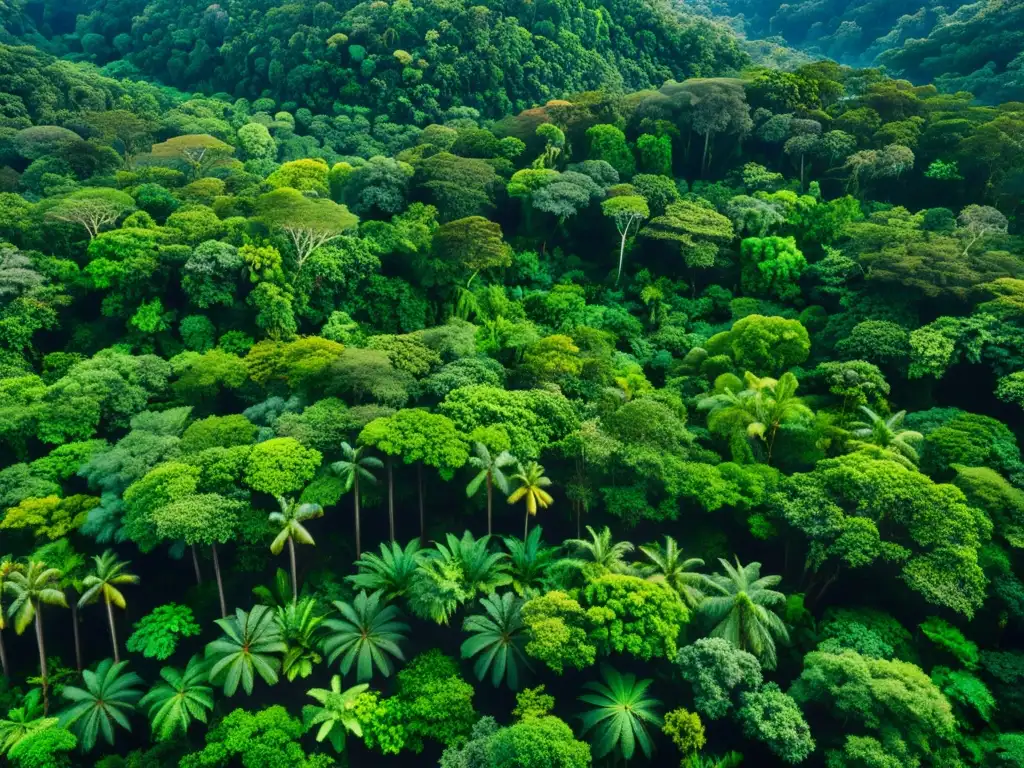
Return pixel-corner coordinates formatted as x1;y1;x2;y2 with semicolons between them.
139;655;213;741
578;665;663;761
59;658;143;752
347;540;424;599
204;605;285;696
303;675;369;753
638;535;712;608
322;590;408;682
460;592;530;689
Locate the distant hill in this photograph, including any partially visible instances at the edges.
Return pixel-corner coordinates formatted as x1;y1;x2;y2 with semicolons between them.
687;0;1024;102
1;0;749;121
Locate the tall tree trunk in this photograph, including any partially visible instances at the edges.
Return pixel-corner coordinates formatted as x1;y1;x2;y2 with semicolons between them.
211;544;227;618
387;458;395;542
354;474;362;558
35;609;49;714
288;537;298;601
524;508;530;540
70;602;83;672
0;627;8;680
486;474;493;536
105;598;120;663
702;131;711;175
191;544;203;585
418;463;425;544
616;225;628;284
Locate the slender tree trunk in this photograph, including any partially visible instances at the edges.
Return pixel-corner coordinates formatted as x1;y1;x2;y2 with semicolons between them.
702;131;711;175
191;544;203;585
35;610;48;714
387;458;395;542
577;502;582;538
0;628;8;680
71;602;83;672
418;463;425;544
524;508;530;540
354;472;362;558
211;544;227;618
616;225;628;284
800;153;805;192
105;598;120;663
288;537;298;601
486;474;493;536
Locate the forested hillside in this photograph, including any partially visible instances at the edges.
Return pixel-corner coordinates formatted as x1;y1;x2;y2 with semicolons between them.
1;2;1024;765
695;0;1024;103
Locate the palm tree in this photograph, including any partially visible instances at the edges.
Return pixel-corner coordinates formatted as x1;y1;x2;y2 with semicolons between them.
698;372;813;465
204;605;285;696
848;406;923;463
701;557;789;670
466;442;515;535
331;442;383;555
78;551;139;663
507;461;554;538
59;658;144;752
0;556;23;681
638;536;712;609
566;525;635;576
4;561;68;712
32;541;87;672
139;655;213;742
347;540;424;599
503;527;559;597
323;590;408;682
276;597;324;681
304;675;368;753
578;665;663;762
461;592;530;689
269;496;324;600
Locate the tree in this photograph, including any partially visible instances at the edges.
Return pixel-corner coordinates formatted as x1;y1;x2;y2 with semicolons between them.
586;125;635;178
521;591;597;674
957;204;1008;256
149;135;234;180
244;437;322;497
330;441;382;555
347;540;424;599
578;665;663;761
179;706;327;768
580;574;689;661
84;110;156;168
699;372;814;464
138;655;213;742
466;442;515;535
276;597;324;682
504;527;559;597
409;532;511;624
269;496;323;599
663;708;706;763
46;188;135;240
636;536;711;609
152;493;242;618
77;551;138;663
848;407;923;463
601;195;650;284
432;217;512;282
204;605;286;696
31;541;86;672
322;590;408;682
686;80;753;173
641;200;734;278
701;558;789;669
0;556;22;680
3;561;67;712
6;726;76;768
676;638;763;720
461;592;530;689
126;603;201;661
719;315;811;375
737;684;814;764
58;659;143;752
508;461;554;539
359;410;469;540
257;188;358;271
740;236;807;302
303;676;369;753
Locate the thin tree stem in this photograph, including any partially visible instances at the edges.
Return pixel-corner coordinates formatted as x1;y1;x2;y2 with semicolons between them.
418;463;425;544
288;537;298;601
486;474;493;536
35;609;48;714
0;628;8;680
71;602;83;672
191;544;203;585
387;458;395;542
211;544;227;619
355;473;362;558
106;598;120;663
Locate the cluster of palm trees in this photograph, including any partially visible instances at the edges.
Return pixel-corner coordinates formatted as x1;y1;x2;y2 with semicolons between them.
1;518;790;762
331;438;555;557
0;550;137;713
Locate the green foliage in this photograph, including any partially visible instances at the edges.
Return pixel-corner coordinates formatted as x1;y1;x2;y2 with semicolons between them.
322;590;408;682
126;604;201;661
919;617;979;669
138;655;214;741
578;665;663;761
521;590;597;674
580;574;689;661
204;605;286;696
461;592;530;689
736;684;814;764
676;638;763;720
179;706;332;768
58;659;143;752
